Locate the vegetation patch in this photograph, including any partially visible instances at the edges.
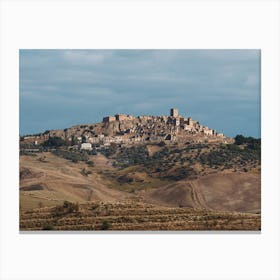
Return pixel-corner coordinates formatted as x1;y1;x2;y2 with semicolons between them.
43;136;67;147
53;201;80;216
100;220;112;230
52;150;89;163
21;185;44;191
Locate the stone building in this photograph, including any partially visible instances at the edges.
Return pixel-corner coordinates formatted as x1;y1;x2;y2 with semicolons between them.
103;116;116;122
217;133;224;137
170;108;179;118
187;117;194;127
81;143;92;150
202;127;213;136
175;117;180;126
115;114;127;121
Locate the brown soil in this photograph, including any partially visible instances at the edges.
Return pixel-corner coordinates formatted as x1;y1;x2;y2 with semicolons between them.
20;152;261;230
20;153;132;205
147;172;260;213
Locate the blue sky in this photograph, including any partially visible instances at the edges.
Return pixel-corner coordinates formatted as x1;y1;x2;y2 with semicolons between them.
20;49;260;137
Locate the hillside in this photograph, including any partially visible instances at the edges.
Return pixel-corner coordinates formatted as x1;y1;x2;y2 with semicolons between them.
20;108;231;148
20;153;132;211
147;173;260;213
20;201;260;231
19;109;261;231
20;137;261;230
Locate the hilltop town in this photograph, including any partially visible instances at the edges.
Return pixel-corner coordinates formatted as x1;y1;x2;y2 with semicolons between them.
21;108;232;150
19;108;261;231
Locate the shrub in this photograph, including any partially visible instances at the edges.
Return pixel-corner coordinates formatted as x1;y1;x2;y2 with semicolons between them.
53;201;79;216
53;150;89;163
81;168;92;176
235;134;246;145
63;201;79;212
71;136;78;145
227;144;240;151
101;220;111;230
42;223;55;230
87;160;94;167
91;204;99;210
38;156;47;162
43;136;66;147
235;134;261;147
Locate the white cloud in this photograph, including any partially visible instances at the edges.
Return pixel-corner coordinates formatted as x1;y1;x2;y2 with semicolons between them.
62;50;107;65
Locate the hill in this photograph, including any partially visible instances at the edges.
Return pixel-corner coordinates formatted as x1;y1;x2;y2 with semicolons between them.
20;139;261;230
20;108;232;149
19;109;261;231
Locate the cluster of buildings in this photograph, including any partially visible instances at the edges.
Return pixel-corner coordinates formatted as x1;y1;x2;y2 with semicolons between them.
103;114;135;123
20;108;229;151
76;108;226;150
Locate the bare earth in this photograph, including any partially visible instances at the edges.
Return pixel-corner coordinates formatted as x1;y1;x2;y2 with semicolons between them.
20;152;261;231
147;173;260;213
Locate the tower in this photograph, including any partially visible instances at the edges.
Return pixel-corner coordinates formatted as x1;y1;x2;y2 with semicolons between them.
170;108;179;118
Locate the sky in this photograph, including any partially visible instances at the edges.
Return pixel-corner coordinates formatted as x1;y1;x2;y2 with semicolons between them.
19;49;260;137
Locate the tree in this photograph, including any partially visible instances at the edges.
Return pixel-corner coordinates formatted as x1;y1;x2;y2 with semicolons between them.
71;136;78;145
158;141;166;147
62;201;79;213
234;134;246;145
87;160;94;167
43;136;66;147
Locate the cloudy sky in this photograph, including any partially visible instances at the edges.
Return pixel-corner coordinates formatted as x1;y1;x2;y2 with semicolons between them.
20;49;260;137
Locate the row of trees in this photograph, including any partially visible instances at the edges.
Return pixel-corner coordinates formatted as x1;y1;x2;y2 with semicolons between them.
43;136;67;147
42;136;84;147
234;135;261;145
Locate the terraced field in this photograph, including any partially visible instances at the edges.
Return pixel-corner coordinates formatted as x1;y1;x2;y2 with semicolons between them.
20;201;261;231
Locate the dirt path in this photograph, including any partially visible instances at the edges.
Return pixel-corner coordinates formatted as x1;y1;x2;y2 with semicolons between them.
188;180;214;210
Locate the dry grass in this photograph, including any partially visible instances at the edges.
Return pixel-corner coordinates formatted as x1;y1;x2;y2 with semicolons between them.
20;151;261;231
20;201;261;231
20;153;132;209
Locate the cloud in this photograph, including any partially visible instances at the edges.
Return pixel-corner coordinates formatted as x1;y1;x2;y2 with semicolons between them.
19;49;260;137
62;50;108;65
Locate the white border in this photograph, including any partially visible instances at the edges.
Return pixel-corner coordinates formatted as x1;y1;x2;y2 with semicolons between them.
1;1;280;280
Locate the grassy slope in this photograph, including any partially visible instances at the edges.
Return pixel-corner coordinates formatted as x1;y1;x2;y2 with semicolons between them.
20;142;261;230
20;153;132;210
20;201;261;231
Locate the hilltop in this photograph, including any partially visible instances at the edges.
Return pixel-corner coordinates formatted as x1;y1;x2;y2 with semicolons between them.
20;108;232;149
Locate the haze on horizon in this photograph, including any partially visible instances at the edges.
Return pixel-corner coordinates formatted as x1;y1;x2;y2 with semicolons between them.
20;49;260;138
